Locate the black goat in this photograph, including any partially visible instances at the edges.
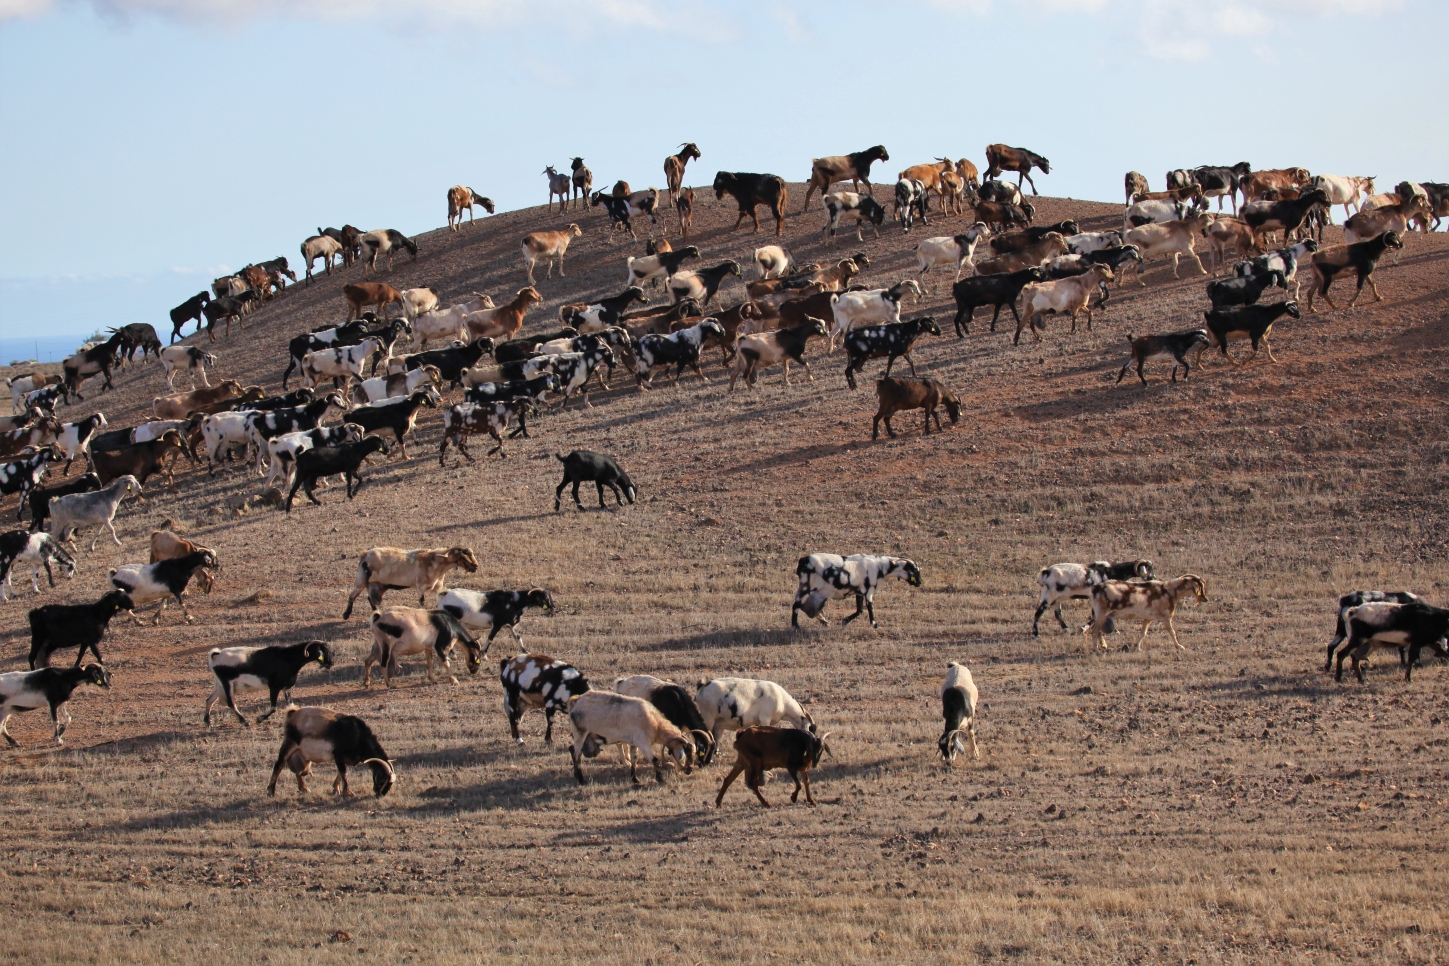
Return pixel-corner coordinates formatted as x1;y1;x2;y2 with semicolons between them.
1305;231;1404;312
950;267;1047;337
1324;590;1420;673
398;337;495;389
205;640;334;726
108;323;163;367
1336;601;1449;683
286;437;388;512
493;328;577;364
342;390;437;459
1117;329;1211;385
28;590;133;668
590;191;636;240
0;664;111;748
268;706;394;798
669;261;740;309
1201;299;1299;365
554;450;636;511
169;292;211;343
713;171;788;236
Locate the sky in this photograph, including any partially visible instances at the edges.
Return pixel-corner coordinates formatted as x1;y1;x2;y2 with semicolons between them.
0;0;1442;343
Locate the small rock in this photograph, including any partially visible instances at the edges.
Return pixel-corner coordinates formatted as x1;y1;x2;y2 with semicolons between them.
1044;803;1057;814
230;505;249;518
971;812;985;824
159;518;180;531
258;488;284;506
329;930;352;944
240;590;273;605
224;493;251;510
700;517;720;527
1070;685;1094;696
1302;773;1319;784
868;930;888;944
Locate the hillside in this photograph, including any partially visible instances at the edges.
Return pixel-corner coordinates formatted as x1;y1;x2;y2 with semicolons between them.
3;186;1449;964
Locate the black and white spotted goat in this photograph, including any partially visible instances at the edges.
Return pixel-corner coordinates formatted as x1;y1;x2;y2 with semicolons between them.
0;448;60;522
204;640;334;726
1033;559;1154;636
894;177;930;232
1324;590;1419;673
633;319;725;387
842;316;942;389
0;663;111;747
499;653;590;745
245;393;342;474
0;531;76;602
791;553;922;629
438;587;554;648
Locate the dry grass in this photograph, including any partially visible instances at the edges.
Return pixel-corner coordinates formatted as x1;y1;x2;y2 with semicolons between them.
1;188;1447;964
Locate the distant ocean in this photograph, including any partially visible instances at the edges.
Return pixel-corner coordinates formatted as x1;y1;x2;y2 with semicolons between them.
0;335;95;367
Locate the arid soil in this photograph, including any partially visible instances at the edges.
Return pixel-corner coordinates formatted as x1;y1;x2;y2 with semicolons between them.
1;181;1448;965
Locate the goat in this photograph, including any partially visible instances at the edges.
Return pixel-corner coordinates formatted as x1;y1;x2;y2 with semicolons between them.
1122;210;1212;281
0;664;110;747
802;145;889;211
438;587;553;648
984;143;1050;194
753;245;795;280
1085;575;1208;655
27;590;133;668
1241;167;1312;204
414;297;490;349
300;233;344;282
667;261;741;309
499;653;590;745
1200;300;1299;365
60;334;125;402
1334;601;1449;683
871;376;961;439
566;691;705;786
342;546;478;619
342;389;438;460
1116;329;1211;385
522;224;583;284
714;726;830;808
842;317;940;389
267;706;394;798
950;267;1047;337
357;229;417;276
730;318;828;390
0;414;62;462
913;226;991;291
1033;560;1154;636
350;365;441;406
988;221;1080;255
695;677;815;755
205;641;332;726
108;323;162;368
363;607;482;688
107;549;216;625
398;337;495;390
713;171;788;236
1206;270;1286;309
1203;216;1260;274
284;437;388;512
1344;196;1429;248
169;292;211;342
262;425;360;490
438;398;535;462
26;473;100;534
0;448;61;521
614;675;715;765
543;165;571;212
0;531;75;602
159;346;214;390
792;552;921;628
447;186;494;231
972;199;1030;233
828;280;921;352
49;475;140;551
1242;188;1331;245
633;319;724;387
1324;590;1420;673
938;663;980;762
554;450;636;511
974;233;1068;276
1124;171;1149;205
575;286;649;332
626;246;700;290
1016;264;1114;344
1305;232;1403;312
822;192;887;245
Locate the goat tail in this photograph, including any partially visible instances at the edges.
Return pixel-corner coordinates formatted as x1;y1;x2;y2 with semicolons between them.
555;452;567;463
1126;334;1135;344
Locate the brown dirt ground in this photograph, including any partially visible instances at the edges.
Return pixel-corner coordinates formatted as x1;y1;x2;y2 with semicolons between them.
2;183;1449;965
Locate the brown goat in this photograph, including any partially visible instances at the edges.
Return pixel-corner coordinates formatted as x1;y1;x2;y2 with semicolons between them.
677;188;695;240
974;233;1068;276
714;726;832;808
872;377;961;439
466;287;542;342
343;282;404;322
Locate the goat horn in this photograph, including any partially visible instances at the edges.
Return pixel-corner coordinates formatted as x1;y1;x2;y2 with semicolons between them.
363;758;395;778
691;729;714;748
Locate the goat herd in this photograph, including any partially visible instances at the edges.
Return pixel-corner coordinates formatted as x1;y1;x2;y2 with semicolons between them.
0;143;1443;806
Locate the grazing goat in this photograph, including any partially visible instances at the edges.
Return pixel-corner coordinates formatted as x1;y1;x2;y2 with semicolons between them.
614;674;715;765
1305;232;1402;312
730;318;828;390
500;653;590;745
1117;329;1211;385
27;590;133;668
1034;560;1154;636
939;663;980;762
343;545;479;619
285;437;388;512
1016;264;1114;344
357;229;417;276
1335;601;1449;684
913;226;991;291
1085;575;1207;655
567;691;705;786
439;587;553;648
843;317;940;389
267;706;394;798
108;548;216;625
1201;300;1299;365
205;641;332;726
554;450;636;511
871;377;961;439
0;664;110;747
0;531;75;602
714;726;831;808
714;171;788;236
522;224;583;284
694;677;815;756
950;267;1047;337
364;607;482;688
1324;590;1420;673
792;552;921;628
984;144;1050;194
49;475;141;551
822;192;886;245
342;282;404;323
447;186;494;230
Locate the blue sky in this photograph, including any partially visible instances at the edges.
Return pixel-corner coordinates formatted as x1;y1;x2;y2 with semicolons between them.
0;0;1441;340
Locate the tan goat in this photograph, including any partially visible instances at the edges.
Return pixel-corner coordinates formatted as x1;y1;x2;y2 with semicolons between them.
1122;210;1212;283
521;225;582;284
1084;575;1207;656
1016;264;1114;344
341;546;479;619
